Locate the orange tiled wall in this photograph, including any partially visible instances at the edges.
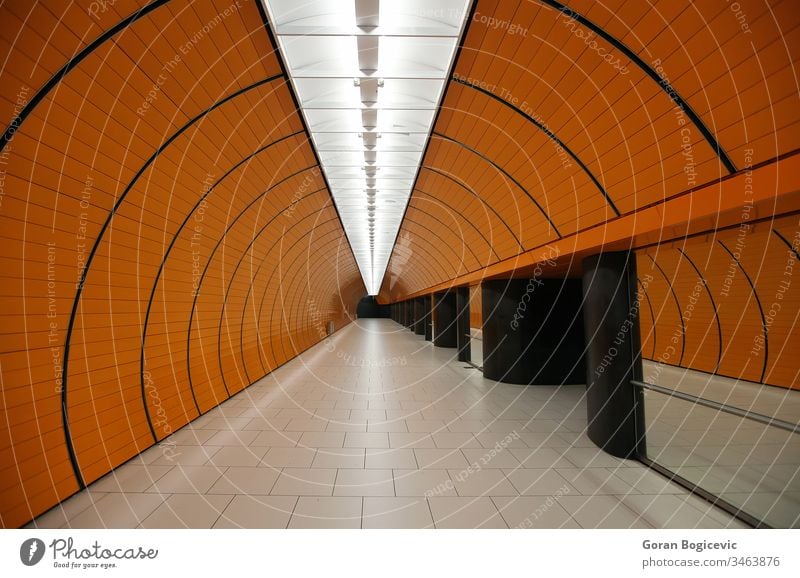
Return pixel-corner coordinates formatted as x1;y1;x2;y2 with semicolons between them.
638;215;800;389
0;0;362;528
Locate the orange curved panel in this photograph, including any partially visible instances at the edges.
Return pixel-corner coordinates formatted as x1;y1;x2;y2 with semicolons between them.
0;0;361;527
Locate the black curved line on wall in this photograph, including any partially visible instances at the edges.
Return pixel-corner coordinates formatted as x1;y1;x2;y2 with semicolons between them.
365;204;483;298
374;226;456;297
259;223;352;375
415;187;500;263
140;131;306;437
538;0;736;173
185;166;319;405
249;233;357;378
773;229;800;262
450;76;620;216
431;132;562;238
217;188;328;390
646;254;686;367
236;201;338;380
421;166;524;251
637;279;657;359
381;209;465;292
397;215;476;275
254;223;349;376
61;73;285;488
1;0;171;150
718;240;769;383
677;247;723;373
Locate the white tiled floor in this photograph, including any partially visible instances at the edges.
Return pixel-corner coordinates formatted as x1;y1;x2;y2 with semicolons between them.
30;319;751;529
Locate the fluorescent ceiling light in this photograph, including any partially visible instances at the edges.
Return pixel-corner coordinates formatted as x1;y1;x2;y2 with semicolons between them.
263;0;472;295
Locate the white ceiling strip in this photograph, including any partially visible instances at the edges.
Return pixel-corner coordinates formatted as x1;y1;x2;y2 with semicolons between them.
263;0;472;294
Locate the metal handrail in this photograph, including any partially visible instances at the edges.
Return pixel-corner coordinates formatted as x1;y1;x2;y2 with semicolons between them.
632;379;800;435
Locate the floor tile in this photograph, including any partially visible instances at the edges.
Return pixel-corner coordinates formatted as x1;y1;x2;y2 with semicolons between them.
284;418;328;432
394;469;456;497
311;448;365;469
344;432;390;448
139;494;233;528
406;420;447;433
366;448;418;469
504;469;575;496
556;468;637;495
446;420;487;433
262;447;317;468
432;432;482;449
326;421;368;432
289;497;362;528
389;433;436;449
208;446;267;467
462;447;521;469
150;445;220;466
334;469;395;496
509;447;572;468
271;468;337;496
207;467;280;495
493;496;580;528
362;497;434;528
367;420;408;433
298;432;345;448
249;431;302;447
428;497;508;528
214;496;297;528
205;430;259;446
145;466;224;494
447;469;518;497
414;449;470;469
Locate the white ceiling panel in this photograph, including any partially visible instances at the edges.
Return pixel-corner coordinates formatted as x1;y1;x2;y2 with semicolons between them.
264;0;471;294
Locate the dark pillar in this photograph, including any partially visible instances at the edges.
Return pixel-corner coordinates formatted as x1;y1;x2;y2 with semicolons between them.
456;287;471;361
433;291;458;347
414;297;425;335
481;278;585;385
424;296;432;341
582;251;645;459
404;300;412;328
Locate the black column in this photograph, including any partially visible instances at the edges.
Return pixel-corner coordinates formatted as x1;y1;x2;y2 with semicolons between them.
433;291;458;347
456;287;471;361
582;251;644;459
414;297;425;335
424;296;433;341
404;300;412;328
482;278;585;385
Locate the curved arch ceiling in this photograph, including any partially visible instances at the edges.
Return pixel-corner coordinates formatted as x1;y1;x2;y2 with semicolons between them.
379;0;800;300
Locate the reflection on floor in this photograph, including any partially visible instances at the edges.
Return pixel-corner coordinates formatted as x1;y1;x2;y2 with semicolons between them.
642;362;800;528
29;320;747;529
